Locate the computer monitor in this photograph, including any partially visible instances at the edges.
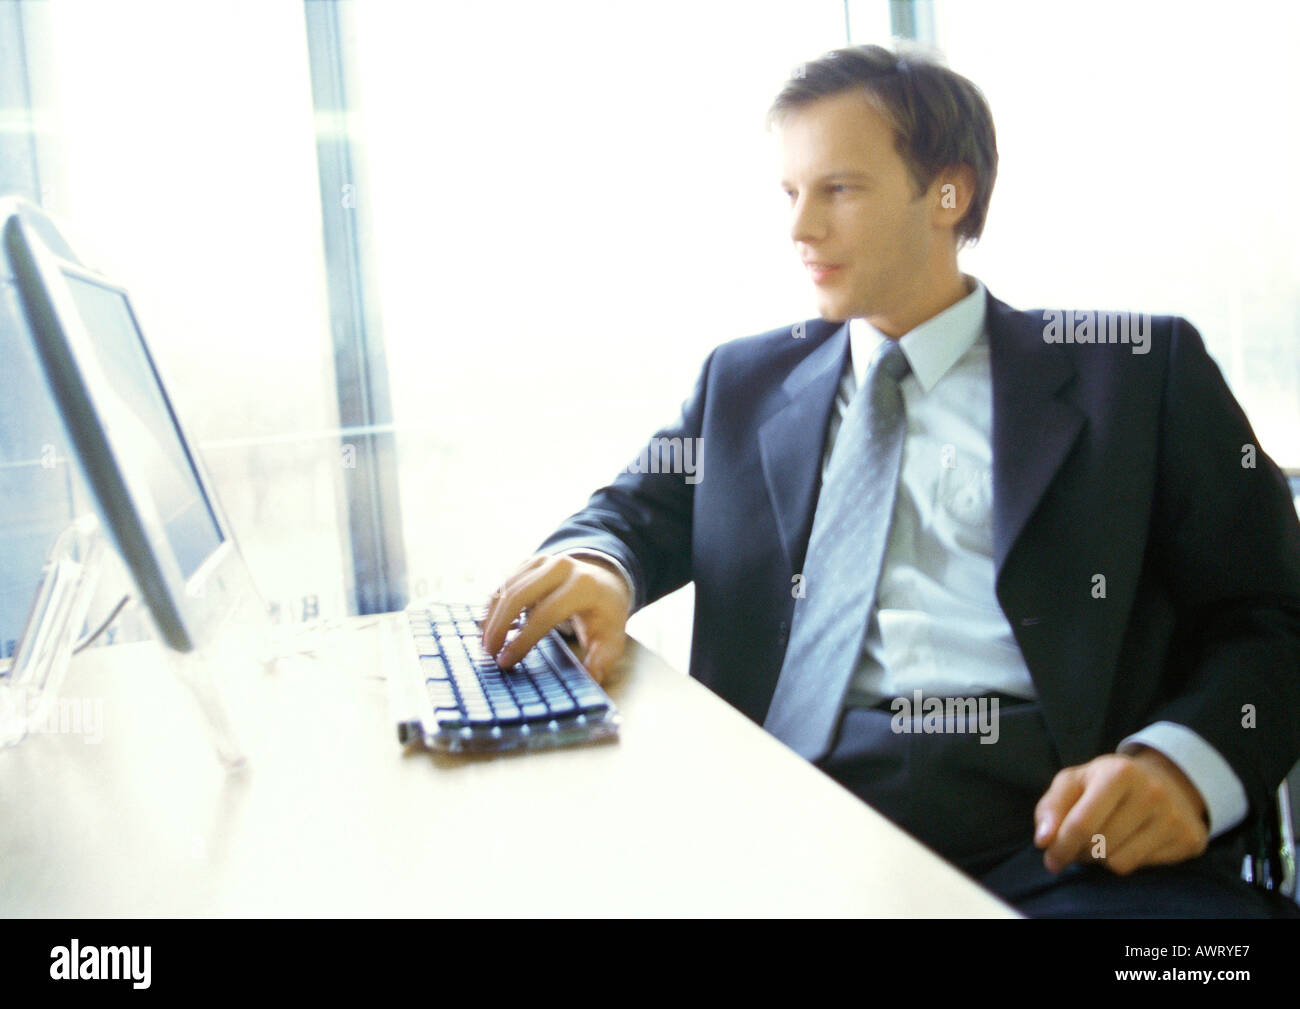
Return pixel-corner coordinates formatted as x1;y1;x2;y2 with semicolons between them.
2;197;260;654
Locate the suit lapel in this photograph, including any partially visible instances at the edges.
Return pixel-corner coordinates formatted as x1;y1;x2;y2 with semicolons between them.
986;293;1086;582
757;321;849;575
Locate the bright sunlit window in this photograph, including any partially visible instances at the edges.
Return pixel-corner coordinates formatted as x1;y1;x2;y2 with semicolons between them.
37;0;348;633
348;0;871;668
3;0;1294;666
936;0;1300;469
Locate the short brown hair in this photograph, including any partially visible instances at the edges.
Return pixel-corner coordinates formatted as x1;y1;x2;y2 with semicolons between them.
769;44;998;247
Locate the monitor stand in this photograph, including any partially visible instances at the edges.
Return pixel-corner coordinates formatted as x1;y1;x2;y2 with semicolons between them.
0;514;105;748
0;514;248;771
166;640;250;773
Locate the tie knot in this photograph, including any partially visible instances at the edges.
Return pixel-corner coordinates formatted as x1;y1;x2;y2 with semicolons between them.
872;339;910;384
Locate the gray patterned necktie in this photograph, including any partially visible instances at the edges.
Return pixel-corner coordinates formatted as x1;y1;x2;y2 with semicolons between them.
763;338;911;760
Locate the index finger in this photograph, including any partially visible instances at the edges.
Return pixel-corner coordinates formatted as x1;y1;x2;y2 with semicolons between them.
492;583;576;669
480;556;550;651
482;558;575;658
1044;769;1129;872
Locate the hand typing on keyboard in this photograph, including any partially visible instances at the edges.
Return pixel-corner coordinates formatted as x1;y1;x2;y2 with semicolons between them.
480;554;633;683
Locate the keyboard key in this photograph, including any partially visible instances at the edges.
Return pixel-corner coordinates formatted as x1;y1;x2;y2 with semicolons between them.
543;694;576;715
511;687;542;706
539;689;571;707
456;679;489;708
427;680;458;710
446;654;473;676
555;665;594;688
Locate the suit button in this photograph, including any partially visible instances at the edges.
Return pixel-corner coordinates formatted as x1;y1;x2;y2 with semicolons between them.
1018;616;1041;627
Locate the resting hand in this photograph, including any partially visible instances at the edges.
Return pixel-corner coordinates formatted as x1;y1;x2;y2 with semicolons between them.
1033;746;1209;875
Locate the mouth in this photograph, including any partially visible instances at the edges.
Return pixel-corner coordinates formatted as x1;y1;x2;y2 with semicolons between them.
805;262;843;285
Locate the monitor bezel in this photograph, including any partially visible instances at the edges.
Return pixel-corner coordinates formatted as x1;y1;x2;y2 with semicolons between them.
4;209;251;654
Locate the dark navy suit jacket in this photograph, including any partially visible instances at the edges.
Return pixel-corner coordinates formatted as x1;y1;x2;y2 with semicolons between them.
538;289;1300;822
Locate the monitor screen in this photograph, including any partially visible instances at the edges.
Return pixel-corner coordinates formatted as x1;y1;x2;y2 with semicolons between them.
60;272;223;581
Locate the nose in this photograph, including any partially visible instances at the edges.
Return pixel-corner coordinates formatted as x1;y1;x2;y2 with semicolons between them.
790;192;828;247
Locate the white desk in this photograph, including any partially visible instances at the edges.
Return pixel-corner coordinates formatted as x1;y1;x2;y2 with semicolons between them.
0;616;1017;917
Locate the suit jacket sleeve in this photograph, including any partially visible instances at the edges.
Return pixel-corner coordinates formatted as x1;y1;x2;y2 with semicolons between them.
1144;317;1300;818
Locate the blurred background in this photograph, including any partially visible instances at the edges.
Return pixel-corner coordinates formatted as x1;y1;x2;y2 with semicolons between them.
2;0;1298;678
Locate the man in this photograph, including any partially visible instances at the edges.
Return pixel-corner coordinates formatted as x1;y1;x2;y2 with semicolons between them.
480;44;1300;916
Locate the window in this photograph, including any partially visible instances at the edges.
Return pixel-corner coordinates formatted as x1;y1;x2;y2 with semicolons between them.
2;0;348;649
3;0;876;667
348;0;863;668
934;0;1300;470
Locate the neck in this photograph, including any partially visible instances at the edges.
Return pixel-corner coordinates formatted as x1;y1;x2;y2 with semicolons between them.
867;268;970;339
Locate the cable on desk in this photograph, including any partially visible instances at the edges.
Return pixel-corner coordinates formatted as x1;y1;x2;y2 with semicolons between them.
72;594;131;654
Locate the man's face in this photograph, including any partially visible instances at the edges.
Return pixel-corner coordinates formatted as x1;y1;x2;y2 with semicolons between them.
777;90;941;325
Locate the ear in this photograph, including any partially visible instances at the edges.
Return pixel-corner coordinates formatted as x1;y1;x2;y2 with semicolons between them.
930;163;976;237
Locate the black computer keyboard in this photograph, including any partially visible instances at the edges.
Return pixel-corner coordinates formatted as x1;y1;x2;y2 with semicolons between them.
396;602;620;753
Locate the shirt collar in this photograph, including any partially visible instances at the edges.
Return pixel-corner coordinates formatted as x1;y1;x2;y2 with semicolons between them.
847;274;987;394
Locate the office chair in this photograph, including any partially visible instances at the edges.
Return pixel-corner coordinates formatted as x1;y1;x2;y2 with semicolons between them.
1242;775;1297;900
1252;476;1300;899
